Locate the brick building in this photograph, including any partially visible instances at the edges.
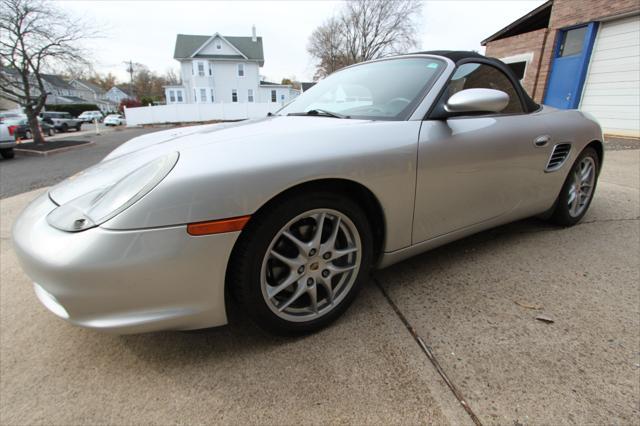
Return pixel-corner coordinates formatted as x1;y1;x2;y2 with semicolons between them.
482;0;640;137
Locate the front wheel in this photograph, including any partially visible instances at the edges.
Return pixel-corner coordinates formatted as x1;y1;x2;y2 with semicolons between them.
230;191;373;334
549;147;600;226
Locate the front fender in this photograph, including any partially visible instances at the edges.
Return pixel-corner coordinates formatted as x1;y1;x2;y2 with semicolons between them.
101;120;421;252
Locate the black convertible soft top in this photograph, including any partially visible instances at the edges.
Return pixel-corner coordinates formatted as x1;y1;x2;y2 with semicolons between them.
417;50;540;113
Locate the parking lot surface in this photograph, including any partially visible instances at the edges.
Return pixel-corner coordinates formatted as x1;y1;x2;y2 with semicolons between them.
0;146;638;425
0;127;160;199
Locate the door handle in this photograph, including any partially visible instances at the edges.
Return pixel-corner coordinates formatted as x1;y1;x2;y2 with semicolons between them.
534;135;551;147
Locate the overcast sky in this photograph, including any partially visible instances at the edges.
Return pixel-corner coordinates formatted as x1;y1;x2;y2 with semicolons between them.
54;0;545;83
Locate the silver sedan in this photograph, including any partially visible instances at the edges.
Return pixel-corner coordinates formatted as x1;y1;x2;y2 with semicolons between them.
13;51;603;334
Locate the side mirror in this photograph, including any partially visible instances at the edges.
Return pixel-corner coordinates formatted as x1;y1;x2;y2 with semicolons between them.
444;88;509;115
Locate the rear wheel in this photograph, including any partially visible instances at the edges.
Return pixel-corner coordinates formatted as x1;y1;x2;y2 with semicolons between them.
1;148;15;159
75;124;82;131
47;128;55;136
549;147;599;226
230;191;373;334
60;123;68;133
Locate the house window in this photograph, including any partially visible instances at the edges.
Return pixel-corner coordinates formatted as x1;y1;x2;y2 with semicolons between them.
197;61;205;77
248;89;254;102
169;90;175;103
237;63;245;77
216;41;221;49
210;89;215;102
200;88;207;102
177;91;183;102
208;62;213;76
271;90;277;102
232;89;238;102
507;61;527;80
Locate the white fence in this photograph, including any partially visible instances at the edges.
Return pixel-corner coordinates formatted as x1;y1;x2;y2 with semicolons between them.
124;102;282;126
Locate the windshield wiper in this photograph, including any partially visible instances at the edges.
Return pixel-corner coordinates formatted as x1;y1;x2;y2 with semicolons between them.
287;109;350;119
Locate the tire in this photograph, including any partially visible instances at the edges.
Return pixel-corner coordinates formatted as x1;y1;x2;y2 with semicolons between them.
61;123;68;133
48;128;54;136
549;146;600;226
75;124;82;131
0;148;15;159
229;191;374;334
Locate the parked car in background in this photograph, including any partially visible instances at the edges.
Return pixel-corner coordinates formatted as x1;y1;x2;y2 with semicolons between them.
0;123;17;159
0;112;25;124
11;118;55;139
40;111;82;132
78;111;103;123
104;114;126;126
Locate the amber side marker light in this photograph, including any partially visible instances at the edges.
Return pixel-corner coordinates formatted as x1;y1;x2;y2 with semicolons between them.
187;215;251;236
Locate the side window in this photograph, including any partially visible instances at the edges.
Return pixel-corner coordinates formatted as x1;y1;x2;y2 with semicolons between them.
443;62;524;114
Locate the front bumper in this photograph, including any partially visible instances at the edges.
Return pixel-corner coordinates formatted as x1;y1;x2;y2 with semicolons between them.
12;193;239;334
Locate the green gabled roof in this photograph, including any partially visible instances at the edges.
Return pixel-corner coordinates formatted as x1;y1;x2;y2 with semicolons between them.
223;36;264;61
173;34;264;65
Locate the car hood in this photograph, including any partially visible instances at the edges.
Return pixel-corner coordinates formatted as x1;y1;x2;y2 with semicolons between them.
50;116;370;205
103;116;369;161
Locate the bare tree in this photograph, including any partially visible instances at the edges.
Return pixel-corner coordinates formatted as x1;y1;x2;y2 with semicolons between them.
0;0;95;144
307;17;349;79
307;0;422;79
87;72;117;92
164;68;180;86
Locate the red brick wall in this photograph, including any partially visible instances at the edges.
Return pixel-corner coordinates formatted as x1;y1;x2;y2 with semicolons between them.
485;28;547;98
485;0;640;103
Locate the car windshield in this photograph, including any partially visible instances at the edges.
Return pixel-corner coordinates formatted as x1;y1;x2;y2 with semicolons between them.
278;57;445;120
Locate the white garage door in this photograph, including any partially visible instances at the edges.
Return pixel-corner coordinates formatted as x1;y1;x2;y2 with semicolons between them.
580;15;640;137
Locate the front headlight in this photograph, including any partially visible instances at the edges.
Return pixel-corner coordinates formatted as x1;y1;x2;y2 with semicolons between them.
47;152;179;232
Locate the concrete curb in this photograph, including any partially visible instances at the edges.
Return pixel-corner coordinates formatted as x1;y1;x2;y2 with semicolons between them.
15;141;95;157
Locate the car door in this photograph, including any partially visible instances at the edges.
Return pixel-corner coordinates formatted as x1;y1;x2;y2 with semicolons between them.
412;61;553;244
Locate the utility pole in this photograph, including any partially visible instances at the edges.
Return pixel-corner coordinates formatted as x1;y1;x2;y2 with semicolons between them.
126;60;134;97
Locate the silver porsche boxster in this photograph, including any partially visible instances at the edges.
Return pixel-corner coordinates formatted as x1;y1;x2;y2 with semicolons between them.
13;51;603;334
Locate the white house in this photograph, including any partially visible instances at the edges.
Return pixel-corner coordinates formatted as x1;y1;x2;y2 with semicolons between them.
106;86;135;104
69;79;117;112
165;27;299;106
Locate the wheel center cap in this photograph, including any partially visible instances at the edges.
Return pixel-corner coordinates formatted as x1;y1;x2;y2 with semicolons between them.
310;262;320;271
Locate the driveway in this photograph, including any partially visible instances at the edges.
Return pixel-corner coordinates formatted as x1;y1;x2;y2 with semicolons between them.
0;147;638;425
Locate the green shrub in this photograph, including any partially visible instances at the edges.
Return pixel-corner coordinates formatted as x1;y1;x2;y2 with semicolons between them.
45;104;101;117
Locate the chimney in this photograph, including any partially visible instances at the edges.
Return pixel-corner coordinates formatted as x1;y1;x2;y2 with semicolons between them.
251;25;257;42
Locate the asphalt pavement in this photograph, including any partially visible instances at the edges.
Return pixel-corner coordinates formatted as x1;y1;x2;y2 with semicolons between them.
0;137;638;424
0;126;161;199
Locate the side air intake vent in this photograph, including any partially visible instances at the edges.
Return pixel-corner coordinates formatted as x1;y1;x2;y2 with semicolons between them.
546;143;571;172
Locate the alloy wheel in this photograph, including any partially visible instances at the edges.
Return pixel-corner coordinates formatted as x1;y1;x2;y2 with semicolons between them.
260;209;361;322
567;156;596;217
